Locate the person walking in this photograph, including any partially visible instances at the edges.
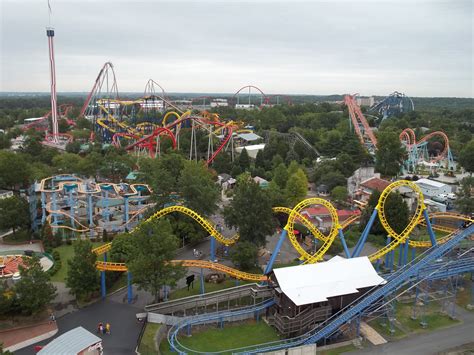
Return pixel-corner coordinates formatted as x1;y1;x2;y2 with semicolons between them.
106;323;111;335
98;323;103;334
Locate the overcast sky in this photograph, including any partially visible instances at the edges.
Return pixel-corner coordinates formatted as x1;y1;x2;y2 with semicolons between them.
0;0;472;97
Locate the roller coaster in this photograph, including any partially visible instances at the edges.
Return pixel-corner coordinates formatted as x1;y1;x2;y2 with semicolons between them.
400;128;455;172
91;180;472;303
369;91;414;120
35;175;153;236
344;94;378;152
81;62;242;164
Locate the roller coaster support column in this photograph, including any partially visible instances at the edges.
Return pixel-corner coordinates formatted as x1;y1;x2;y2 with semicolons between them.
87;194;94;238
210;236;216;262
138;190;142;220
101;253;107;299
403;239;409;266
68;188;75;228
200;268;205;295
398;244;404;267
41;192;46;224
127;272;133;304
124;196;129;224
384;236;391;268
411;247;416;262
52;191;58;225
352;209;378;257
264;229;288;275
338;228;350;258
423;210;437;246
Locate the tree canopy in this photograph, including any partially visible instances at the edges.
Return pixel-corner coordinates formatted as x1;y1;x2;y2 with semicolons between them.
224;174;276;247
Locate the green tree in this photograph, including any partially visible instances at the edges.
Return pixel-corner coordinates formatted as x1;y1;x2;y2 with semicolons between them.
375;131;405;177
0;196;30;234
223;174;276;247
0;151;30;189
0;133;10;150
15;256;56;315
459;139;474;174
455;177;474;214
331;186;348;206
230;241;258;271
285;169;308;207
255;150;265;169
109;233;135;263
360;190;409;235
212;151;232;174
238;148;250;171
320;171;347;191
179;161;220;216
272;163;289;189
66;240;99;300
127;219;185;303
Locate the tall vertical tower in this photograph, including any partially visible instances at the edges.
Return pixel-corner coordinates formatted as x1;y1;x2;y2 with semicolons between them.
46;27;59;143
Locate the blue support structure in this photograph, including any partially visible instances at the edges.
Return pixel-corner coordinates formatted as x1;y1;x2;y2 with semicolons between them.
403;239;409;266
423;209;437;246
210;236;216;262
101;253;107;299
411;247;416;262
264;229;287;275
124;196;129;224
385;236;391;268
352;209;378;257
338;229;350;258
87;194;94;238
127;272;133;304
398;244;404;267
375;259;380;272
51;191;58;225
200;268;205;295
41;191;46;224
67;187;75;228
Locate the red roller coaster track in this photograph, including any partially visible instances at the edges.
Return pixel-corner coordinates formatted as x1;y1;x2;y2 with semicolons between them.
344;94;377;150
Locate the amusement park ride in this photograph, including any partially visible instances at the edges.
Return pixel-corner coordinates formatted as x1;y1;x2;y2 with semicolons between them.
84;178;473;354
345;93;453;172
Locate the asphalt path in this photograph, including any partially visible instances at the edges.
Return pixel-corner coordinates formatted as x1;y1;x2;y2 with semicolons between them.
15;299;142;355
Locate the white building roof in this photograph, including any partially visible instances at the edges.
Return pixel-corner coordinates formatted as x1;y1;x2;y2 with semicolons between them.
38;327;102;354
238;132;262;141
273;256;386;306
415;178;446;188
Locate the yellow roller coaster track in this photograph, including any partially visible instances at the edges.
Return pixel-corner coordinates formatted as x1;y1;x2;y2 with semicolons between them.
91;180;473;280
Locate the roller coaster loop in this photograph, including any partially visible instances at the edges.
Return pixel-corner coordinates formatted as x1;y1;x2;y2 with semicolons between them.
91;179;473;283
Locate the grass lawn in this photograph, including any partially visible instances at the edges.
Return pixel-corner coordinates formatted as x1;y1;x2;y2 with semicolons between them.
395;302;460;333
456;277;473;311
50;242;104;282
160;320;279;354
138;323;161;354
3;229;31;243
273;259;300;269
169;279;252;300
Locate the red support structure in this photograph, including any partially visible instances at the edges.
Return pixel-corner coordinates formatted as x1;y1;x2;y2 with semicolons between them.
344;94;377;150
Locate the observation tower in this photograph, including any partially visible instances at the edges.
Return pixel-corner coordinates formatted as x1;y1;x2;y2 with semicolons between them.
46;27;59;143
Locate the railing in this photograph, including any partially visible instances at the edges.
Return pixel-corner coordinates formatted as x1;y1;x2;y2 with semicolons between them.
272;305;332;337
145;283;272;316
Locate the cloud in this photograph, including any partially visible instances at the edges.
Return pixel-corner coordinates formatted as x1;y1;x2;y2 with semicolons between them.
1;0;472;97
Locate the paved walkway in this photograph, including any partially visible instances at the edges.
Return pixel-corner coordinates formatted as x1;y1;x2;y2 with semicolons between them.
0;241;43;253
15;299;142;355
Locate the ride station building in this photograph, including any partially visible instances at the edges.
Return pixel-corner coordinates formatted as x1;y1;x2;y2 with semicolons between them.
268;256;386;338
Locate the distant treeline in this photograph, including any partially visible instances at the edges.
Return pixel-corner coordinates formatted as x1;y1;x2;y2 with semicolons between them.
0;93;473;111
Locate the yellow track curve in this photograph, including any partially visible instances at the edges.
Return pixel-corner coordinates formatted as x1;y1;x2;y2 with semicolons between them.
91;180;472;280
